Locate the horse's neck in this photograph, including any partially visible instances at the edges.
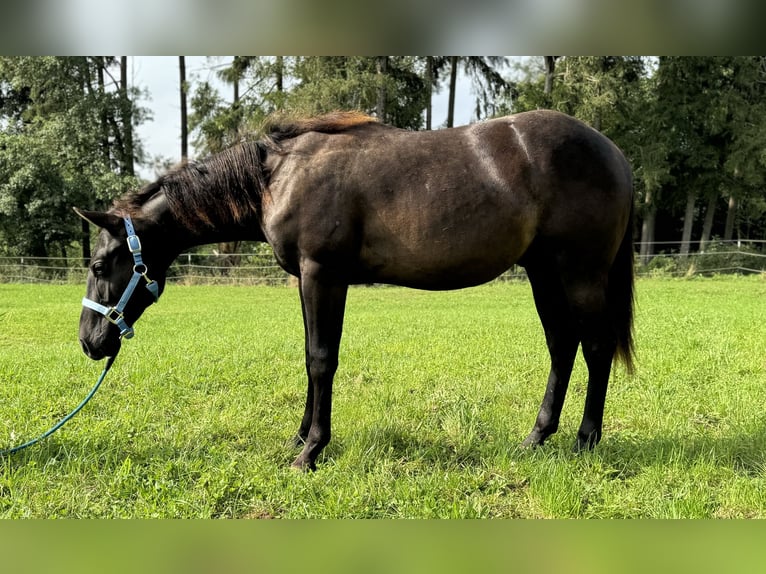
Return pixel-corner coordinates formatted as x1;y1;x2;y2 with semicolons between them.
147;189;262;255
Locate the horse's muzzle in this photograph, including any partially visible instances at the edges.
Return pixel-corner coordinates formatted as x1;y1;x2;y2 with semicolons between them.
80;336;120;361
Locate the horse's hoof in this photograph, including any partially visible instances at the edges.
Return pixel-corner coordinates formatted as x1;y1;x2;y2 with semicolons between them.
290;457;316;472
521;432;545;449
572;441;590;453
573;433;599;452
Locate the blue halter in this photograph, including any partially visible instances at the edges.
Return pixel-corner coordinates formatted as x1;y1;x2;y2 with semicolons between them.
0;217;159;456
81;216;160;339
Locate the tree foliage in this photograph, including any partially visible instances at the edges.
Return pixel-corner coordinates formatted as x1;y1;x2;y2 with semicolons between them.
0;57;146;258
1;56;765;263
510;56;766;253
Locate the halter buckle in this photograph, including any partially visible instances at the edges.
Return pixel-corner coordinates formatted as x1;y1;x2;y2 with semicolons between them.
104;307;125;326
127;234;142;253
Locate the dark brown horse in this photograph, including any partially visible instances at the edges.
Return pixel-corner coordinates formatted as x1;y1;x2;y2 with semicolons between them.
76;110;634;470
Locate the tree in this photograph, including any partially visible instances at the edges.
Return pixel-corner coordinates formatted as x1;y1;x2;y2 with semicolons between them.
179;56;188;160
439;57;510;127
0;57;145;260
463;56;511;121
629;58;766;254
193;57;429;134
654;58;718;256
424;56;437;130
446;56;458;127
543;56;557;104
648;57;766;255
635;91;671;264
119;56;135;177
509;56;645;132
212;56;260;269
376;56;389;122
190;57;290;160
718;57;766;242
286;57;427;130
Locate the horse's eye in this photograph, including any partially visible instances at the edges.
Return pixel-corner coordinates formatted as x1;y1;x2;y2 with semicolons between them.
91;261;105;276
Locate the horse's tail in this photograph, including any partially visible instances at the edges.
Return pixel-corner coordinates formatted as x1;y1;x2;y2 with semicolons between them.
609;200;636;374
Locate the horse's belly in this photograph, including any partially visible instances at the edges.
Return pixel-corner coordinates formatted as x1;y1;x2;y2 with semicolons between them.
384;265;513;290
354;202;536;287
356;239;524;290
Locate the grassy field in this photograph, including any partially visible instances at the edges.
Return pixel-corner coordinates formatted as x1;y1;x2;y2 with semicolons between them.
0;276;765;518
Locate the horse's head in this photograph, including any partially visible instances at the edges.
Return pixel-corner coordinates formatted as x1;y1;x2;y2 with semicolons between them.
75;208;167;360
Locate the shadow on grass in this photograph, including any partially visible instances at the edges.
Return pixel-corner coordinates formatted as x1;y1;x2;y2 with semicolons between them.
319;417;766;476
596;423;766;478
7;417;766;480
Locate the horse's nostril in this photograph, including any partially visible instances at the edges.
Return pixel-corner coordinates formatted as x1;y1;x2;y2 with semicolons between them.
80;339;105;361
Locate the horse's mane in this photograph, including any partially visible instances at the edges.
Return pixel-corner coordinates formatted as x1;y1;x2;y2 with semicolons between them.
112;111;381;230
112;142;265;230
264;110;380;145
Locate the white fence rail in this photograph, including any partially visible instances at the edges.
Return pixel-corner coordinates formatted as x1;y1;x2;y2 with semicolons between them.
635;239;766;277
1;241;764;285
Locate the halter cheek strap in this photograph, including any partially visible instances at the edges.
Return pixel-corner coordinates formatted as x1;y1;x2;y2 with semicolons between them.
82;216;160;339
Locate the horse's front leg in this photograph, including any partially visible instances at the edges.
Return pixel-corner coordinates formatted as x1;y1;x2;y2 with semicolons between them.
292;288;313;447
291;262;348;471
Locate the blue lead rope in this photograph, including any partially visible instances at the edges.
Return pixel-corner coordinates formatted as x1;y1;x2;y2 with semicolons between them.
2;216;158;456
0;356;116;456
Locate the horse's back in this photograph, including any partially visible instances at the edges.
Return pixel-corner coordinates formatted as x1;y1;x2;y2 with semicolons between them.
263;110;632;288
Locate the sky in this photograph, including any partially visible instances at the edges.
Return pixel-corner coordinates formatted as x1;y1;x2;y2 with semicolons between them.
129;56;477;180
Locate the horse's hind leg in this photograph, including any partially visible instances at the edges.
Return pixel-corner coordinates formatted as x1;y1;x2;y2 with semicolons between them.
522;262;580;447
564;275;618;450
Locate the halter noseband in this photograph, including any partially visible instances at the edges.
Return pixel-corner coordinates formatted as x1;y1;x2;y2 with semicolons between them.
81;216;160;339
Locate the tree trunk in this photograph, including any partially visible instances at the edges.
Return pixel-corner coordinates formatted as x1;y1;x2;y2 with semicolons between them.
724;194;738;240
544;56;556;107
232;63;240;103
120;56;135;176
639;184;657;264
592;57;608;132
425;56;433;130
698;193;717;252
179;56;188;160
276;56;284;93
680;189;696;257
447;56;458;128
376;56;388;123
96;58;109;165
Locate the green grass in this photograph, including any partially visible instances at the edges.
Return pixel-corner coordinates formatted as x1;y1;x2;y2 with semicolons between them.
1;276;765;518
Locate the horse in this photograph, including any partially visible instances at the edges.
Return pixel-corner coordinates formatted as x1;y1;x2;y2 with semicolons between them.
76;110;635;471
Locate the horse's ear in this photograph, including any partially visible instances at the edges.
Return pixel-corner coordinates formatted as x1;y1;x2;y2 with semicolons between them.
73;208;122;231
